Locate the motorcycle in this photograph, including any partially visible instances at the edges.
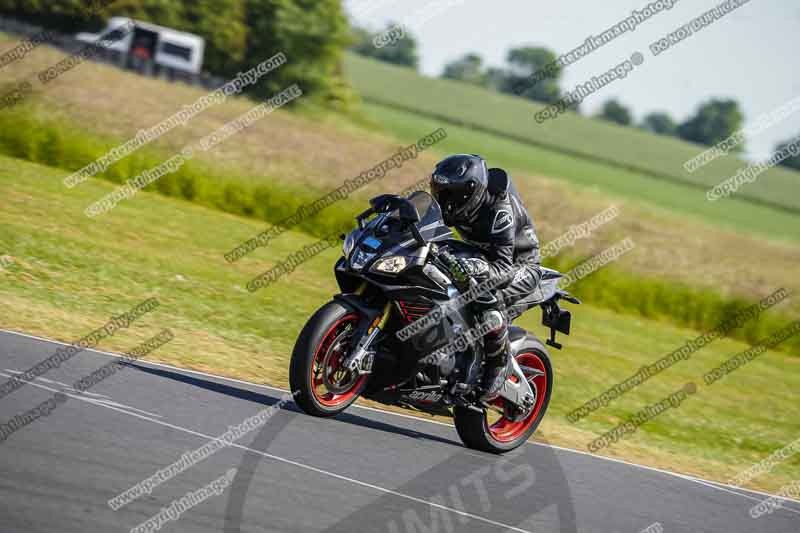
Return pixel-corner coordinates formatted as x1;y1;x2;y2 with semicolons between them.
290;184;578;453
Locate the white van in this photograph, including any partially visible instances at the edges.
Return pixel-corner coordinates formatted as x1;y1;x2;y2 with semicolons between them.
75;17;205;74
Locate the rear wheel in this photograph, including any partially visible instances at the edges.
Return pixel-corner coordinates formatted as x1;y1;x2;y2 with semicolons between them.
454;337;552;453
290;301;368;417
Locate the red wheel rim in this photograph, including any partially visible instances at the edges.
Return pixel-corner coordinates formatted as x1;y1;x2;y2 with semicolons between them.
486;352;548;443
309;313;367;407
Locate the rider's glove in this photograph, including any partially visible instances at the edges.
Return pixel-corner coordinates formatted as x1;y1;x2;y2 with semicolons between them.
448;257;489;291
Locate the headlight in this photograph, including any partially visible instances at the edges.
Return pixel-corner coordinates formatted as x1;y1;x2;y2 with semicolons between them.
350;249;375;271
372;256;407;274
342;232;356;260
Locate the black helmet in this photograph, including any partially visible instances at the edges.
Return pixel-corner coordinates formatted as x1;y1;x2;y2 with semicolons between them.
430;154;488;225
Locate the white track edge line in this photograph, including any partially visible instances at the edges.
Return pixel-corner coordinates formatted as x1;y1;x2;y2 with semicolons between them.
0;371;533;533
3;327;799;507
685;476;800;515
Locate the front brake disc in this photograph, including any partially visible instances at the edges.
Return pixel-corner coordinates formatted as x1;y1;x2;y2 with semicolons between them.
321;334;358;394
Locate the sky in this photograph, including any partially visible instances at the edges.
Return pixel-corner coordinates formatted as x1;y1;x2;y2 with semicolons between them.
345;0;800;160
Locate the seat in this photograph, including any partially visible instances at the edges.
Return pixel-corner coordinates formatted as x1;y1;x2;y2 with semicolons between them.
508;326;527;344
506;275;560;320
540;267;562;280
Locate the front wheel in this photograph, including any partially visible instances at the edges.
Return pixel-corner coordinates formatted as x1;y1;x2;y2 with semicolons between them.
289;301;368;417
454;337;552;453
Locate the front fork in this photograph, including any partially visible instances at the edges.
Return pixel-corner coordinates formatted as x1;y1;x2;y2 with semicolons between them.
344;284;391;375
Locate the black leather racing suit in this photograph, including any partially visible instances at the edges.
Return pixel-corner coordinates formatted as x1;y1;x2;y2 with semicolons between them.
453;180;542;361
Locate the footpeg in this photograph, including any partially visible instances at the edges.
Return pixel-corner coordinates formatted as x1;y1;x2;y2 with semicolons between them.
546;338;562;349
546;328;562;350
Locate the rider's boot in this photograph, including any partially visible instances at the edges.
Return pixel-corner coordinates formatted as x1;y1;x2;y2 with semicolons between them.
480;310;511;402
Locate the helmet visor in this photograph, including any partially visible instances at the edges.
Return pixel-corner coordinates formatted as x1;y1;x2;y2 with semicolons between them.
431;178;474;218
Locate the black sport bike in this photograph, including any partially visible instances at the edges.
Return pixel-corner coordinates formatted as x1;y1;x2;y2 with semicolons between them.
290;190;578;453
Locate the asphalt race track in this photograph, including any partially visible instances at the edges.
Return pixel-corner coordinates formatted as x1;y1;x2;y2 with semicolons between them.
1;329;798;533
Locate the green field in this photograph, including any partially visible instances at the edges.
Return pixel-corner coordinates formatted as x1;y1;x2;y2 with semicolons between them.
345;53;800;217
358;101;800;244
1;154;799;493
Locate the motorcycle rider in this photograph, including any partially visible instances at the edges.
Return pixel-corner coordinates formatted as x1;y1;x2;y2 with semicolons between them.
429;154;542;402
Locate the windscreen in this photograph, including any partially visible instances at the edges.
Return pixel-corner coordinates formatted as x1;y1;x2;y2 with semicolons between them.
379;191;451;245
407;191;452;242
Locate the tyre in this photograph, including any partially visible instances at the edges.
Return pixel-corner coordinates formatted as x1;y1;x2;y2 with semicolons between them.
454;336;552;453
289;301;369;417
